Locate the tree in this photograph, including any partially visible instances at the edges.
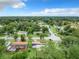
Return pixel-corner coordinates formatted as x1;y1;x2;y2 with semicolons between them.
39;33;45;40
0;46;5;56
28;37;32;49
68;45;79;59
42;26;48;33
0;39;5;58
11;52;27;59
0;39;5;46
60;25;74;35
64;45;79;59
14;34;18;41
28;27;34;34
36;40;65;59
21;35;26;42
62;36;79;48
71;29;79;37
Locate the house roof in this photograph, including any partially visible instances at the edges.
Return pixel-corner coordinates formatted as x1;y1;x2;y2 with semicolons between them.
17;31;27;34
12;42;28;45
11;42;44;45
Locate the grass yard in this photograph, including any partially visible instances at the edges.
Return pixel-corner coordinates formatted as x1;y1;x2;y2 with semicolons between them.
51;25;58;33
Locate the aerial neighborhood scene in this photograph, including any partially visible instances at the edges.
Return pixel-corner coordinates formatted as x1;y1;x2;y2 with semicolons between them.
0;0;79;59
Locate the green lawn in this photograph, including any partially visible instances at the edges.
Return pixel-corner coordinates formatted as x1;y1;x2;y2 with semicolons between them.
50;25;62;37
51;25;58;33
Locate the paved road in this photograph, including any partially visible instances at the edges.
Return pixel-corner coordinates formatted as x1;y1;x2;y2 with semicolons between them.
47;25;61;43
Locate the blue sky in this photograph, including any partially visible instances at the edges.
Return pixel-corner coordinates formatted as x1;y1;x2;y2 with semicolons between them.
0;0;79;16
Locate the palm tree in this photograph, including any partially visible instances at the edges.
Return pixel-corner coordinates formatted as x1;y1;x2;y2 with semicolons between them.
39;33;45;40
14;34;18;41
28;36;32;49
21;35;26;42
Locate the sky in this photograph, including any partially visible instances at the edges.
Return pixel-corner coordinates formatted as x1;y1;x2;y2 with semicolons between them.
0;0;79;16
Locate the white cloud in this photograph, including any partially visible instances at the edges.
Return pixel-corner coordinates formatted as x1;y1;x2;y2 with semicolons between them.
12;2;25;8
31;8;79;16
0;0;26;9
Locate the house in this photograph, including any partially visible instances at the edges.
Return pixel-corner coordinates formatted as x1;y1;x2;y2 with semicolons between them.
33;31;42;35
7;42;45;51
17;31;27;35
7;42;27;51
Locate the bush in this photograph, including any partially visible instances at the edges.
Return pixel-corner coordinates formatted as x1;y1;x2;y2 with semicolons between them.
11;52;27;59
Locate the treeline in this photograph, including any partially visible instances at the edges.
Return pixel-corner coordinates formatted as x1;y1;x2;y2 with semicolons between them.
0;16;79;22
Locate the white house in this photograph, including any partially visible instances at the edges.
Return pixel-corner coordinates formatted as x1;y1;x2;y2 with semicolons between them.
17;31;27;35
